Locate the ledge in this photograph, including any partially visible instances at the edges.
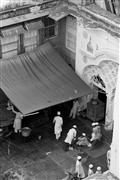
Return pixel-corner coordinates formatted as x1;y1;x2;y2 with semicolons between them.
57;2;120;37
83;4;120;28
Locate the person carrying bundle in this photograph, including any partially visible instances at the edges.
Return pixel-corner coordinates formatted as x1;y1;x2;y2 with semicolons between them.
76;133;91;147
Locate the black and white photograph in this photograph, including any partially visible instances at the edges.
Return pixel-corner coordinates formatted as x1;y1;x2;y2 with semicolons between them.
0;0;119;179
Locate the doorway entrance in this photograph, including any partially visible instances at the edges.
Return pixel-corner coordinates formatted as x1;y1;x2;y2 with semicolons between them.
97;87;107;124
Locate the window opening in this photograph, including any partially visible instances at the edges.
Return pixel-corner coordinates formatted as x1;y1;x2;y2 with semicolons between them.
18;34;25;54
41;16;57;39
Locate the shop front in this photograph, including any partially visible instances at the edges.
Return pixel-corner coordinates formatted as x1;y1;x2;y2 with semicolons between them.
0;42;92;128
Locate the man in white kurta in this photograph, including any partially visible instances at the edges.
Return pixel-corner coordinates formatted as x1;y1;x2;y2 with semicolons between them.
53;111;63;140
75;156;85;178
64;125;77;150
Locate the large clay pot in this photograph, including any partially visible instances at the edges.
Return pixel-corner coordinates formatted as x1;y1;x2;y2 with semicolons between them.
21;127;31;137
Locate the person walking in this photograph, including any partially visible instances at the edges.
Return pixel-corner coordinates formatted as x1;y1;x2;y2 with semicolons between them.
88;164;94;176
64;125;77;151
75;156;85;179
69;99;79;119
53;111;63;140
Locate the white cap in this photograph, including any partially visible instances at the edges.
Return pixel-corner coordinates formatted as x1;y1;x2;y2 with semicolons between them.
57;111;61;115
97;166;101;171
89;164;93;168
0;128;3;132
92;122;99;126
92;123;96;126
73;125;77;129
82;133;86;136
77;156;81;160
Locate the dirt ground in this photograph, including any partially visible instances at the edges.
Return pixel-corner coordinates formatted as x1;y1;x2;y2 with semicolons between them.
0;114;112;180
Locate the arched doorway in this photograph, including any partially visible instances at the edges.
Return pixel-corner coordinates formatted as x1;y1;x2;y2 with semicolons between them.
82;60;118;130
96;86;107;124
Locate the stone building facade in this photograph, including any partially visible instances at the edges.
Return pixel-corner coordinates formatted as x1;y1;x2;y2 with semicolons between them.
49;1;120;130
0;0;119;178
75;13;119;130
49;1;120;178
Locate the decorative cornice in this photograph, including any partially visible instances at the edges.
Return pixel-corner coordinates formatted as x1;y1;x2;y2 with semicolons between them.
51;1;120;38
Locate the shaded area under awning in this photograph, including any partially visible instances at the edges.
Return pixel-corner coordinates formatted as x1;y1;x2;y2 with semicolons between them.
0;42;92;115
0;89;15;127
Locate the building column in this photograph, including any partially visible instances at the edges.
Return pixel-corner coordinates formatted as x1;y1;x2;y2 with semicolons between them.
105;92;114;130
110;72;119;178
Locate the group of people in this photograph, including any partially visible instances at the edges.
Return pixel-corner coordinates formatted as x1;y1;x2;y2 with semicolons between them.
7;101;102;149
53;111;102;150
53;111;103;179
75;155;102;179
53;111;78;150
6;101;103;179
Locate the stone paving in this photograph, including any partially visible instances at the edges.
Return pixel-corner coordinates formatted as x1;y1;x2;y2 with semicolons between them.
0;117;111;180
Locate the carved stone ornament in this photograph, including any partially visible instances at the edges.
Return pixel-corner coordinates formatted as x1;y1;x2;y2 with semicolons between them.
77;17;83;26
92;74;106;89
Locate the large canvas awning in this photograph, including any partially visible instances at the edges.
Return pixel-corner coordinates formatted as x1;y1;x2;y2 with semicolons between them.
0;42;92;115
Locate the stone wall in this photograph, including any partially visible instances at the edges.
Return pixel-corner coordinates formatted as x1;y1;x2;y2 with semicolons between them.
75;16;119;129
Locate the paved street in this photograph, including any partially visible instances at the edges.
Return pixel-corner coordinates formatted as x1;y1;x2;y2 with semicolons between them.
0;117;112;180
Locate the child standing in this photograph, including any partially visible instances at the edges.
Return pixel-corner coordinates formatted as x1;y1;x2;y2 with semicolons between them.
88;164;94;176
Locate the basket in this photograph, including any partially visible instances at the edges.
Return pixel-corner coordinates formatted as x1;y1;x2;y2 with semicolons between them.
21;127;31;137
